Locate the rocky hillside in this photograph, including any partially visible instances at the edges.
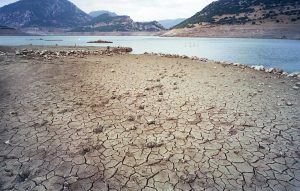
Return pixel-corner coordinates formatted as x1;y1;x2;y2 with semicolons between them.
0;0;91;28
71;13;165;32
174;0;300;28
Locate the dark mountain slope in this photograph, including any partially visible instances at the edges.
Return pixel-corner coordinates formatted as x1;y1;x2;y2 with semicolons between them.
0;0;91;28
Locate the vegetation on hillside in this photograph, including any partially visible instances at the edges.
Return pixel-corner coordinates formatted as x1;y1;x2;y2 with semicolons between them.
174;0;300;28
0;0;91;28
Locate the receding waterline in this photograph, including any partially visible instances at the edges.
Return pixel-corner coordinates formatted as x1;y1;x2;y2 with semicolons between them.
0;36;300;72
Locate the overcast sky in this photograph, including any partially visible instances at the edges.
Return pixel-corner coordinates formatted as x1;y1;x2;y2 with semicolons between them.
0;0;215;21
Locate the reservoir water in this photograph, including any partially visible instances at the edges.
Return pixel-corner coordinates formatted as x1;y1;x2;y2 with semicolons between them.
0;36;299;72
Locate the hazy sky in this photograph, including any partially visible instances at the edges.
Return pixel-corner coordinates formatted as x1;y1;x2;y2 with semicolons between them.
0;0;215;21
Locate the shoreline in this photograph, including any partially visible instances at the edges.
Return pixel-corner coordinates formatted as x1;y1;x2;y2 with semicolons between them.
1;45;300;78
163;23;300;40
1;33;300;41
0;45;299;190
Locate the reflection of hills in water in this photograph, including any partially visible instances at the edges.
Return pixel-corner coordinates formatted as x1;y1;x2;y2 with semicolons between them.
29;38;63;42
184;41;200;48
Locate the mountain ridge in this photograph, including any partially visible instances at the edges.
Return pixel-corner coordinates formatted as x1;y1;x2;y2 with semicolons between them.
174;0;300;29
0;0;91;28
163;0;300;39
0;0;165;33
71;13;165;32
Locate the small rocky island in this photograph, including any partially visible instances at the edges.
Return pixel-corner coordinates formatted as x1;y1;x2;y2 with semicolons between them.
87;40;113;44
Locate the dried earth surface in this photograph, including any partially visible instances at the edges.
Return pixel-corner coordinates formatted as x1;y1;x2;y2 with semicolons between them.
0;46;300;191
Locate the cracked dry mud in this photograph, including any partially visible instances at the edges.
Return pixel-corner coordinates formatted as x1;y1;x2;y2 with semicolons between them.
0;46;300;191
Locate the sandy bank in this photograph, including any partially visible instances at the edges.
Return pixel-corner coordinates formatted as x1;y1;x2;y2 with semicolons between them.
0;46;299;191
163;23;300;40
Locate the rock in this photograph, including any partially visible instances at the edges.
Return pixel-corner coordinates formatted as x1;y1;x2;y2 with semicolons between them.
259;145;265;149
138;105;145;110
145;141;163;148
146;116;155;125
293;86;299;90
126;125;137;131
296;82;300;87
81;147;90;155
252;65;265;71
127;115;135;121
274;68;284;74
265;68;274;73
16;170;30;182
10;111;18;115
180;174;196;183
288;72;299;77
93;126;103;134
286;101;293;106
13;47;132;60
248;92;257;97
4;140;10;145
159;92;163;95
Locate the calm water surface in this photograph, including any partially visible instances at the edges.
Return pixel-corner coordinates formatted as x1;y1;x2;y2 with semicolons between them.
0;36;299;72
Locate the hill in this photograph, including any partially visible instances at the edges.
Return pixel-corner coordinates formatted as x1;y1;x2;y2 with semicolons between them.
71;13;165;32
89;10;118;17
163;0;300;39
158;18;186;29
0;0;91;28
174;0;300;28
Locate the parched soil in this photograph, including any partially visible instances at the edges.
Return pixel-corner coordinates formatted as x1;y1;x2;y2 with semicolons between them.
0;46;300;191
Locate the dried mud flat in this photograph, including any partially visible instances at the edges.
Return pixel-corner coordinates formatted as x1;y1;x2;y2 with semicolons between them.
0;46;300;191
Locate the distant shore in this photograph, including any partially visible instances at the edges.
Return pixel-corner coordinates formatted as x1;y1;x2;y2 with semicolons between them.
2;23;300;40
163;23;300;40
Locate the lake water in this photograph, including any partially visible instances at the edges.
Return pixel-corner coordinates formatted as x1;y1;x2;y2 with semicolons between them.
0;36;300;73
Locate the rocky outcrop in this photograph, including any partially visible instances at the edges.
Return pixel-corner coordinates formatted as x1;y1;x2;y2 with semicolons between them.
15;47;133;60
